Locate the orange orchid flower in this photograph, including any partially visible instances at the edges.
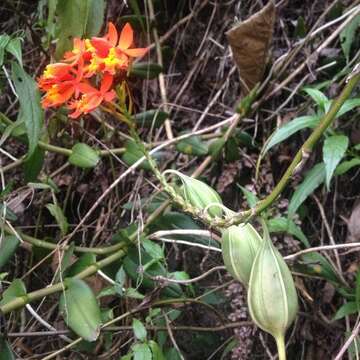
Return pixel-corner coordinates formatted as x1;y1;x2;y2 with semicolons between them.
38;21;147;118
41;60;85;108
68;73;116;118
38;63;72;90
63;38;92;65
91;22;147;74
41;82;75;108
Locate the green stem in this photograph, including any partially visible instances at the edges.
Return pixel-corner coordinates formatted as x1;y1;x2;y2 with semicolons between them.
219;72;360;227
0;246;127;314
275;334;287;360
3;224;125;255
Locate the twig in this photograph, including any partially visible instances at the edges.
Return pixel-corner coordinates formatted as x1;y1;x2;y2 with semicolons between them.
150;266;226;284
284;242;360;260
164;311;185;360
147;0;173;140
334;318;360;360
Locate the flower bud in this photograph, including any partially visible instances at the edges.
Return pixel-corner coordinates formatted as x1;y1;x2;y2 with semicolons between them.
168;171;223;217
221;224;262;286
248;224;298;360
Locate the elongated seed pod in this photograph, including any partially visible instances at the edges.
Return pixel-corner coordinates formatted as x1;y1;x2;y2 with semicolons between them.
248;223;298;360
221;224;262;286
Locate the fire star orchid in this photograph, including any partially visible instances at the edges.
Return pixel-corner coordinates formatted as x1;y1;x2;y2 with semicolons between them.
37;22;147;119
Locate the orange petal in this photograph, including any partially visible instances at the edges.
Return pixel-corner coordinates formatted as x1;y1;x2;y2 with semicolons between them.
104;90;116;102
100;73;114;93
91;38;111;57
118;23;133;50
123;47;148;58
107;22;118;47
78;82;97;94
83;95;102;112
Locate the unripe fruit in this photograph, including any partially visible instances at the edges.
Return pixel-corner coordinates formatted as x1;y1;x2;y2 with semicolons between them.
169;171;223;217
248;223;298;360
221;223;262;286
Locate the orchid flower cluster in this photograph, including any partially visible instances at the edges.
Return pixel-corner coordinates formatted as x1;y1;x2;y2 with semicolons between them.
38;22;147;119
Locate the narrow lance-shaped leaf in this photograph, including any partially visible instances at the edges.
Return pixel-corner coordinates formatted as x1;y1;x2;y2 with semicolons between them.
303;87;328;112
11;62;44;157
55;0;90;59
84;0;105;37
323;135;349;189
340;14;360;62
288;163;326;216
46;203;69;236
6;38;22;66
262;115;319;155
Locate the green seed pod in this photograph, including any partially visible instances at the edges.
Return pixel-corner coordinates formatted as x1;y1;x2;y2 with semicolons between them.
221;224;262;286
168;171;223;217
248;223;298;360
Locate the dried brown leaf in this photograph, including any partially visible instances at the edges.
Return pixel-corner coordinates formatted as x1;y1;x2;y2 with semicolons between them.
226;1;276;94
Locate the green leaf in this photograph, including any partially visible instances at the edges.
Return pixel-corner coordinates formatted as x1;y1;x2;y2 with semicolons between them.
47;0;58;42
294;16;306;38
46;203;69;236
59;278;102;341
209;137;226;159
115;266;126;288
237;185;258;209
142;239;164;260
176;136;208;156
122;140;151;171
296;252;342;284
54;243;75;282
55;0;90;59
69;143;100;168
148;340;165;360
132;318;147;342
6;38;22;66
268;217;310;247
66;253;96;277
333;301;358;321
303;87;328;111
133;343;152;360
24;146;45;182
125;287;145;299
0;236;20;270
337;98;360;118
133;110;169;128
0;203;17;221
11;62;44;157
340;14;360;62
130;63;162;79
84;0;105;37
0;278;26;306
123;247;183;298
128;0;145;32
288;163;325;216
335;158;360;176
323;135;349;189
262;115;319;154
0;34;10;66
0;337;15;360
